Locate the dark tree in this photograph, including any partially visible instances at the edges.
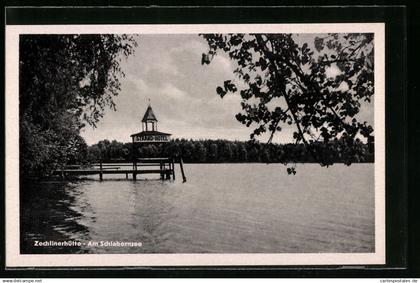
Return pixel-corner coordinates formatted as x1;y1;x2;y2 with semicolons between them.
20;34;137;176
237;144;248;162
193;142;207;162
208;143;218;162
201;33;374;172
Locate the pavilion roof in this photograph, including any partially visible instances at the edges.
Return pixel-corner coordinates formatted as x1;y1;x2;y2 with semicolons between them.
131;130;171;137
142;105;158;122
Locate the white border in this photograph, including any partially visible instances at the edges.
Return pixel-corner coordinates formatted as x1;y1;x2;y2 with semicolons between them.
5;23;385;267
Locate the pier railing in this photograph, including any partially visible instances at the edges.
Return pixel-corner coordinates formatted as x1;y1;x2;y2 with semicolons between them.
55;156;186;182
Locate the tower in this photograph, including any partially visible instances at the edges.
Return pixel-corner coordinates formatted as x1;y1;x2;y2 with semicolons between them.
129;103;184;182
131;104;171;143
142;104;158;132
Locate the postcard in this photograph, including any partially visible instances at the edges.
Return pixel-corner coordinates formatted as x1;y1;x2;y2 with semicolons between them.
5;23;385;267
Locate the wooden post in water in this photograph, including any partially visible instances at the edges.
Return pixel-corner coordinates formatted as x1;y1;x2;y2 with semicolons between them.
172;157;176;180
160;161;164;180
133;154;137;180
179;157;187;183
99;159;103;181
165;161;170;180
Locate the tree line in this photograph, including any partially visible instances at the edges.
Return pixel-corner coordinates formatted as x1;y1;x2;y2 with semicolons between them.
82;138;373;165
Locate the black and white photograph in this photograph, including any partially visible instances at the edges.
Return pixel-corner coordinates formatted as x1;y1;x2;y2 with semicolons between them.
5;24;385;267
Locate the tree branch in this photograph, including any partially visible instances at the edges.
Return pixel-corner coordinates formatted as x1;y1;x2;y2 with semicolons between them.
255;34;319;161
267;108;289;144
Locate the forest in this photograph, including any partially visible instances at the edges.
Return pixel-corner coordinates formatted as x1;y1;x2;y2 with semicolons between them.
78;138;374;165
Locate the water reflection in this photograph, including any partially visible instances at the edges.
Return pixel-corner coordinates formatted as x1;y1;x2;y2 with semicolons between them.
20;164;375;254
20;180;91;254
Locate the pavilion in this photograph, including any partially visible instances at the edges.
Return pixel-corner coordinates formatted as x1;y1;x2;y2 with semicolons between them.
129;104;185;182
130;104;171;143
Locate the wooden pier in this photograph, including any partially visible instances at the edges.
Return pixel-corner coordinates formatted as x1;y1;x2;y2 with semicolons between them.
56;104;187;182
55;157;186;182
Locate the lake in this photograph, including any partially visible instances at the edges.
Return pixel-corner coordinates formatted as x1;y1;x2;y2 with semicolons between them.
20;163;374;254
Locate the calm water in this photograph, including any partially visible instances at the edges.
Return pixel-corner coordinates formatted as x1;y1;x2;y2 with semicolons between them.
21;164;374;254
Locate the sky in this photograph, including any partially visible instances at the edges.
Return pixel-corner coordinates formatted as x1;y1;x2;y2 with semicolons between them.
80;34;374;145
